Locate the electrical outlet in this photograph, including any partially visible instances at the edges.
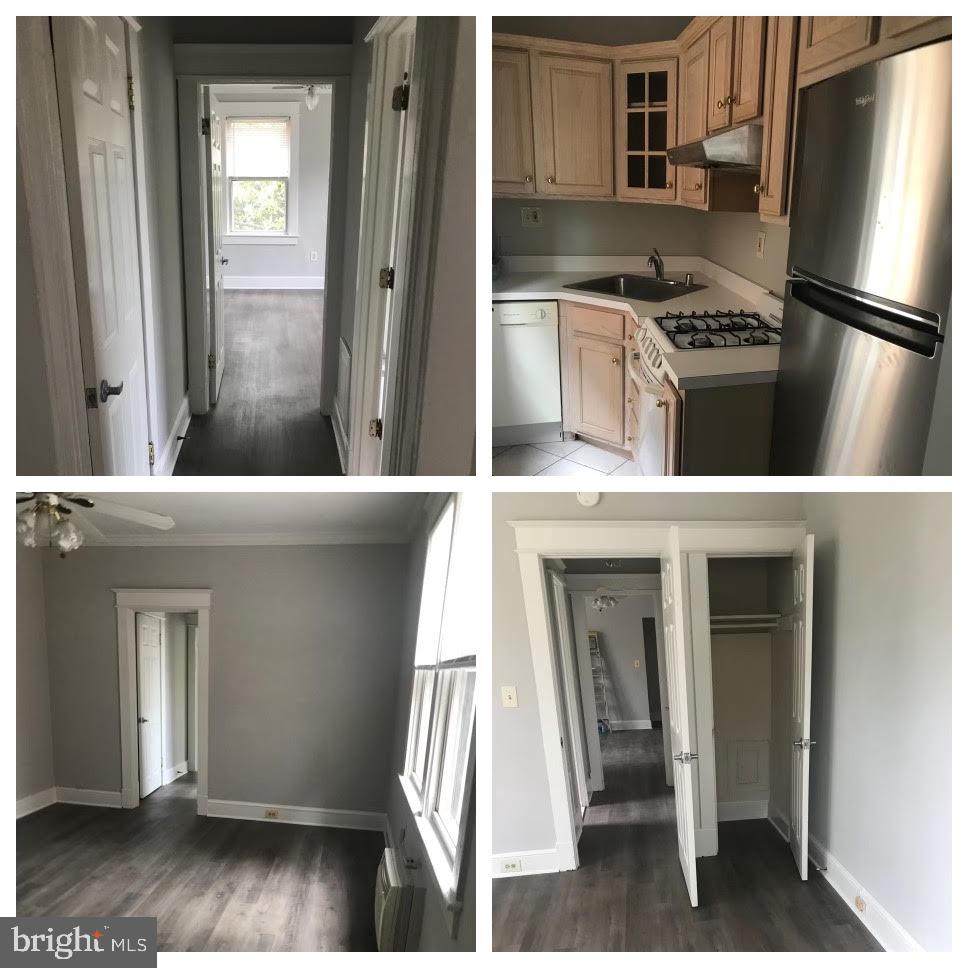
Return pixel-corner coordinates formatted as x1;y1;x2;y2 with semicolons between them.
501;685;518;708
502;859;522;873
264;808;279;819
520;207;542;228
309;250;319;262
755;231;766;260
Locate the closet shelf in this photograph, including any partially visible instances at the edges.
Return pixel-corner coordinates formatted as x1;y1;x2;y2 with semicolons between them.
710;613;782;633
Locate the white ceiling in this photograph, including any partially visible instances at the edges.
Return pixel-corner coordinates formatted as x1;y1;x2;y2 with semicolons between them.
65;492;426;546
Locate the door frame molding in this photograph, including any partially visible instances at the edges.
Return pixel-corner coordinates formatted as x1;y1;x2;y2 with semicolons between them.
175;48;351;419
115;588;213;813
511;519;807;876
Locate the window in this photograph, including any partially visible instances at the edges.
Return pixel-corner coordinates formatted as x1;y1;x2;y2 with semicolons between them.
224;116;292;235
402;495;476;917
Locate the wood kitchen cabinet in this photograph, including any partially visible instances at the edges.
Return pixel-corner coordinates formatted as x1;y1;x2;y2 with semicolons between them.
533;52;613;196
707;18;734;131
881;17;943;40
757;17;798;219
615;57;677;202
492;47;536;194
797;17;875;78
707;17;766;132
679;33;709;207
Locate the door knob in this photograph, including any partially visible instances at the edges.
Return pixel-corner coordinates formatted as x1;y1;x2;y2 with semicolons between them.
99;379;124;403
219;256;229;265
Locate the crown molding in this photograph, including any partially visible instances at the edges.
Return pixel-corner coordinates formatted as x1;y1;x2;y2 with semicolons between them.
84;530;412;548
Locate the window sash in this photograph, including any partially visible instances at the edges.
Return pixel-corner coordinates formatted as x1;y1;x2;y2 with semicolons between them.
225;117;291;178
227;176;289;235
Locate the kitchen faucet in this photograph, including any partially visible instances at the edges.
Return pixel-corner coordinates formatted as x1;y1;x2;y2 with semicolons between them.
647;248;665;280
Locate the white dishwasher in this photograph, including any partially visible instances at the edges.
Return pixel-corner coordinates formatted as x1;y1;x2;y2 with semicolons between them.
492;301;563;446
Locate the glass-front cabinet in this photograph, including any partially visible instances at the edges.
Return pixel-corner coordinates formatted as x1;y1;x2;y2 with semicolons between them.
615;58;677;202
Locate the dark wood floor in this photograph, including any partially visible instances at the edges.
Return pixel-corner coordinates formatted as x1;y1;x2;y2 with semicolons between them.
174;291;343;476
493;730;881;952
17;774;384;951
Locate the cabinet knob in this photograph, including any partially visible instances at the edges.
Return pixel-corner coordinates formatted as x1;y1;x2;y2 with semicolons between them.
717;98;725;109
546;175;555;184
656;399;668;408
753;183;764;195
666;181;673;189
611;357;620;365
524;174;533;183
726;94;736;105
691;182;702;191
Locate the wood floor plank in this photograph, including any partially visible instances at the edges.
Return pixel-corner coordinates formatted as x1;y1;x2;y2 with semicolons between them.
17;774;383;951
492;730;882;952
174;291;343;476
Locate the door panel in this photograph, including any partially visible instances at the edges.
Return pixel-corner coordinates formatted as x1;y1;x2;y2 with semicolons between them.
661;547;699;906
758;17;798;218
204;91;225;404
733;17;766;123
789;534;815;879
493;48;535;193
569;337;624;445
136;613;163;798
52;16;151;475
679;34;709;207
707;18;734;131
797;17;875;76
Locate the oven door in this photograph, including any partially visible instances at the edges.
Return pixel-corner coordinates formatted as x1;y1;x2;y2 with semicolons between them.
627;351;667;476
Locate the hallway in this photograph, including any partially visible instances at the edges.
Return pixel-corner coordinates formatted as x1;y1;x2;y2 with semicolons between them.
17;773;383;951
492;729;880;951
174;292;343;476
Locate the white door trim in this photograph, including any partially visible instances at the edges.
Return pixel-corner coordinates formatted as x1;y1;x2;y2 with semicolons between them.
115;589;212;813
510;519;808;882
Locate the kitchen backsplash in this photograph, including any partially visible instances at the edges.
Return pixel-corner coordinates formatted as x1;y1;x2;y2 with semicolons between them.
493;199;790;295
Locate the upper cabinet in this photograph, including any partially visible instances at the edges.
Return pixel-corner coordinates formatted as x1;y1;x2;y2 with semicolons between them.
707;17;766;131
757;17;798;219
679;32;709;207
797;17;875;76
492;47;536;194
615;58;677;202
533;52;613;196
707;18;734;131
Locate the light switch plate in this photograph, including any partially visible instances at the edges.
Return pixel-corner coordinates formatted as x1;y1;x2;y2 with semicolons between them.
501;685;518;708
755;231;766;260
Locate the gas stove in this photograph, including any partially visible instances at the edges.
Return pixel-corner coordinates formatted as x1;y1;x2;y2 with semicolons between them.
655;309;782;349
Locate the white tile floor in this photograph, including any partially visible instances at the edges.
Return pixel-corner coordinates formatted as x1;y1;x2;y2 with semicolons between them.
492;440;642;476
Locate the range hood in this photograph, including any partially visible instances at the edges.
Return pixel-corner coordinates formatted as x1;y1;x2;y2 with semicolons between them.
667;123;763;171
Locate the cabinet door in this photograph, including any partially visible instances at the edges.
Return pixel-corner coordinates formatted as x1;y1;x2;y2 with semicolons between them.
533;52;613;196
881;16;943;39
493;48;536;194
679;33;709;206
616;59;677;202
797;17;875;76
758;17;797;218
707;18;735;131
661;377;683;475
568;335;625;445
732;17;766;123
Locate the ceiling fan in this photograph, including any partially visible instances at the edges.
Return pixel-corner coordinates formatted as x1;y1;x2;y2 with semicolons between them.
15;493;175;557
271;84;321;110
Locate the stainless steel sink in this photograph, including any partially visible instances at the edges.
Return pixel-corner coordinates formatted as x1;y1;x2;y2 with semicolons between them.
565;273;706;302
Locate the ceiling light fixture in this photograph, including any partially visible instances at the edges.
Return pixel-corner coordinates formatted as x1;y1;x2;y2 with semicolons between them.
591;593;619;613
16;496;84;557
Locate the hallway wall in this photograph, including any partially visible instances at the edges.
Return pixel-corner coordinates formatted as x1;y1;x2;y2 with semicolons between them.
163;613;189;775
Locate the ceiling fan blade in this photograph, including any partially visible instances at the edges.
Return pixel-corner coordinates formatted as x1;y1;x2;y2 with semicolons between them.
63;495;95;508
87;499;175;531
69;508;106;542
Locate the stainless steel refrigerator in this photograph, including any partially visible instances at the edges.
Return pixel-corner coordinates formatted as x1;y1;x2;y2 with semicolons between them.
770;38;951;475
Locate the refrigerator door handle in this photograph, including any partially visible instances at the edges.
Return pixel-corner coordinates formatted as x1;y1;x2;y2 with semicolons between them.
789;280;943;358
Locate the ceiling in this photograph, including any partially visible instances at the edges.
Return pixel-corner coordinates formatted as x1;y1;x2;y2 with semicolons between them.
56;492;426;546
171;17;355;45
493;17;693;46
563;557;661;574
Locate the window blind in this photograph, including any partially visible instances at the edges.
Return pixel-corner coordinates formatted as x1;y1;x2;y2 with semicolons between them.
226;118;291;177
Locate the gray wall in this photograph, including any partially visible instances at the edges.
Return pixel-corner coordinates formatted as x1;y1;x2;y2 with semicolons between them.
386;504;475;950
803;492;951;951
767;556;792;828
139;18;188;445
16;547;55;799
163;612;189;772
41;544;409;811
493;198;791;293
492;491;805;854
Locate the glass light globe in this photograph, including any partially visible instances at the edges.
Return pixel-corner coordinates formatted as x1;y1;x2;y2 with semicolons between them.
16;509;37;548
51;518;83;555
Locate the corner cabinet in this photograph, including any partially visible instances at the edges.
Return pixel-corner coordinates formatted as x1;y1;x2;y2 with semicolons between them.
532;52;613;197
492;47;536;194
615;58;677;202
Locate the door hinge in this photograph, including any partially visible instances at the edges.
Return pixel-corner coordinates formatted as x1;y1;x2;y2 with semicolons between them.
368;418;383;440
208;353;216;369
378;266;395;290
127;76;135;111
201;116;211;137
148;441;155;466
392;80;410;112
84;387;99;409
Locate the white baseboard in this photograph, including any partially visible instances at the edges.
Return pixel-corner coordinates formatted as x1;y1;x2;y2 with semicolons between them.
768;809;790;842
154;395;190;476
16;787;57;819
610;719;652;730
332;405;349;474
491;847;561;878
224;275;325;290
55;787;123;809
206;798;387;832
718;799;769;822
163;761;189;785
808;833;922;952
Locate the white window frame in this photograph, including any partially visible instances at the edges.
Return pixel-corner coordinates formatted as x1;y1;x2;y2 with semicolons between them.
400;495;476;934
220;101;300;242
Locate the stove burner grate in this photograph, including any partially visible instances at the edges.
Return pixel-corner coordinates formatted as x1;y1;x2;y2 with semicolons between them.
657;309;781;349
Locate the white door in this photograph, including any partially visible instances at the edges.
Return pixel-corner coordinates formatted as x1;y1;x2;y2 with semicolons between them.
203;90;226;404
550;573;591;811
136;613;163;797
358;18;417;475
790;534;815;879
52;16;151;475
661;548;700;906
570;596;605;793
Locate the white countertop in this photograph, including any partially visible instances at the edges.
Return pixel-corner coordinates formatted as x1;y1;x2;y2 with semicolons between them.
492;257;783;390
